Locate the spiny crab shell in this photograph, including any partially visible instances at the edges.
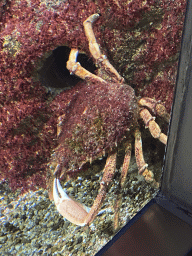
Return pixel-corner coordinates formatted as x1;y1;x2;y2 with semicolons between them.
49;80;138;178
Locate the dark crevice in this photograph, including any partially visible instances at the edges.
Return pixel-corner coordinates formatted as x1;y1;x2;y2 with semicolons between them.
38;46;96;91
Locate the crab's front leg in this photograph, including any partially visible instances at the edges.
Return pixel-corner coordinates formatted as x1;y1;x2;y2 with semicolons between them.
83;13;124;83
53;152;117;226
66;48;106;83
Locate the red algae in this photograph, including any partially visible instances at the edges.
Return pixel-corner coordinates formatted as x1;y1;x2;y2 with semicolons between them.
97;0;186;113
0;0;186;192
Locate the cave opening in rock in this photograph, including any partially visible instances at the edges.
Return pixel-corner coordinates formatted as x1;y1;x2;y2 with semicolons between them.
38;46;96;91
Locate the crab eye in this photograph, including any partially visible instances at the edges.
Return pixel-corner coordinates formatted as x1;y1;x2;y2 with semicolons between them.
37;46;96;92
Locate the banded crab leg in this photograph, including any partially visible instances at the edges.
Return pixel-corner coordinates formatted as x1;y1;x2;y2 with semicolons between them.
83;13;124;83
67;13;124;84
66;48;106;83
138;97;170;145
139;108;167;145
53;152;117;226
138;97;170;123
134;127;159;188
114;140;132;230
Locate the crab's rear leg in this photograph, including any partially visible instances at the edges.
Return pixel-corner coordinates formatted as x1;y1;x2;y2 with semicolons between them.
53;152;117;226
138;97;170;123
114;140;132;230
138;98;170;145
83;14;124;83
139;108;167;145
134;127;159;188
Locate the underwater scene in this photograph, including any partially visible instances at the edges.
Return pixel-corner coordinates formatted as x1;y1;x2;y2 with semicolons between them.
0;0;187;255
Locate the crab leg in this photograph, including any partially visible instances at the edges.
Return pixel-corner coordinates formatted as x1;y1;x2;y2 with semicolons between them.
83;13;124;83
66;48;106;83
53;152;117;226
114;141;132;230
120;141;132;188
134;127;159;188
139;108;167;145
138;97;170;123
84;152;117;224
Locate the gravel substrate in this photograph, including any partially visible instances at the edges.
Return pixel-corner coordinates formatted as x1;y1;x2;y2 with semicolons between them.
0;133;165;256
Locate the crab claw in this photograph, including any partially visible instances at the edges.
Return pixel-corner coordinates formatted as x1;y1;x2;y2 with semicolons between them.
53;178;90;226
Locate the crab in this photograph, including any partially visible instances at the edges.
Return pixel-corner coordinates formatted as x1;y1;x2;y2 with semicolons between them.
48;13;170;230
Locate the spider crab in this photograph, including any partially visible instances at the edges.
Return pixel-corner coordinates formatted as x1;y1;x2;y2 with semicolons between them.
48;14;170;230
